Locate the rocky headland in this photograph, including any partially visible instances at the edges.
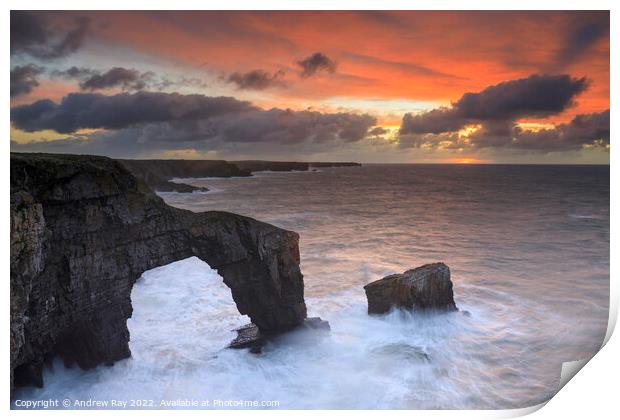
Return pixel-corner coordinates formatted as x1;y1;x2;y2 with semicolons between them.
118;159;252;193
119;158;362;192
10;152;319;391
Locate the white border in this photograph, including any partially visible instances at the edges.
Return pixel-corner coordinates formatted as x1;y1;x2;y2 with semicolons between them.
4;1;617;419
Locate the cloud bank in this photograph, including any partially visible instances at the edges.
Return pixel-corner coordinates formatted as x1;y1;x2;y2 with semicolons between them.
11;90;377;157
398;74;606;152
79;67;152;91
11;92;256;133
10;72;607;158
400;74;588;135
53;66;207;92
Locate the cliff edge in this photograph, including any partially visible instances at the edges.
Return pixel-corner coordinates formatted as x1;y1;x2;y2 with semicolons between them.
118;159;362;193
10;153;308;390
118;159;252;192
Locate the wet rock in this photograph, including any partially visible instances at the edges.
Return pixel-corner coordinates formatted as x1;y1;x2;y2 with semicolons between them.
10;152;309;390
229;317;330;352
229;324;264;353
13;361;44;388
364;263;458;314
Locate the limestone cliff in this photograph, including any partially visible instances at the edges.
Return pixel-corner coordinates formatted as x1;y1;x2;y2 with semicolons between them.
10;153;307;390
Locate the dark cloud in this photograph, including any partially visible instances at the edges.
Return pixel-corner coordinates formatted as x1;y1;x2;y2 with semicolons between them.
397;74;606;152
221;109;376;144
11;91;376;152
10;111;376;159
11;107;377;159
10;11;90;59
400;74;588;135
399;110;609;152
79;67;151;91
511;109;609;151
10;64;44;98
227;69;285;90
297;52;337;78
555;14;609;68
401;108;468;135
11;91;256;133
11;89;377;158
153;76;208;91
53;66;206;92
52;66;95;79
455;74;587;119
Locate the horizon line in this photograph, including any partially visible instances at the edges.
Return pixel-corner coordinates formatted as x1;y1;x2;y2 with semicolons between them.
9;151;610;166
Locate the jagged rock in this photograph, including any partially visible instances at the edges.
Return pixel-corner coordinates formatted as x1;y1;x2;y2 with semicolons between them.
229;324;264;353
230;323;260;344
364;263;458;314
229;317;330;353
10;152;309;390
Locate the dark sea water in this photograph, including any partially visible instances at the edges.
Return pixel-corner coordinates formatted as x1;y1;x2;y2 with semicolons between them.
13;164;609;409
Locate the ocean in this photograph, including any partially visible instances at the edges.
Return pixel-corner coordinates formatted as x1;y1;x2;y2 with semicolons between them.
12;164;609;409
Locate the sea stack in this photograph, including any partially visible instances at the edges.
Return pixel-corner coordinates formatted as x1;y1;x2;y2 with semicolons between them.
363;263;458;314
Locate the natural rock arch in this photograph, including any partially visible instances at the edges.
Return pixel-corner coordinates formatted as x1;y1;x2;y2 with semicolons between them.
10;153;307;390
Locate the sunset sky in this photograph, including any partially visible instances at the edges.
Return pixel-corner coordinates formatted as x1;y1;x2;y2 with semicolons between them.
10;11;610;163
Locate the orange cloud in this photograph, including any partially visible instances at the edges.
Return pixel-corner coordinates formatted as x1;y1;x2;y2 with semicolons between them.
72;11;607;109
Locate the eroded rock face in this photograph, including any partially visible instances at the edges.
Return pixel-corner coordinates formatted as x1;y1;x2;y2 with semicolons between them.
10;153;308;390
364;263;458;314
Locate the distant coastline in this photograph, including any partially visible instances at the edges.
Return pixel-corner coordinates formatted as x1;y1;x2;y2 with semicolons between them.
118;158;362;192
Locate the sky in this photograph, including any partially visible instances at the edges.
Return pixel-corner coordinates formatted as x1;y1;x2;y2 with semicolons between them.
10;10;610;163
